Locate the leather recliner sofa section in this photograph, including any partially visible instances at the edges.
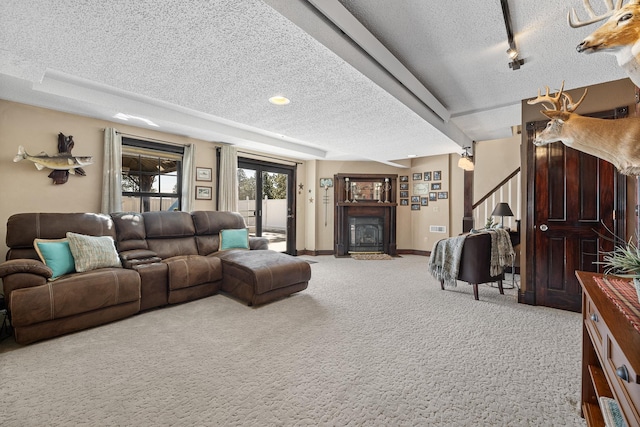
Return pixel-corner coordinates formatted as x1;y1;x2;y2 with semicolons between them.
112;211;225;308
0;213;141;345
0;211;311;344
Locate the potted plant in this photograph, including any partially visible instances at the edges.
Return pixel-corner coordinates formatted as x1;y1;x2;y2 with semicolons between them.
484;217;497;229
599;237;640;302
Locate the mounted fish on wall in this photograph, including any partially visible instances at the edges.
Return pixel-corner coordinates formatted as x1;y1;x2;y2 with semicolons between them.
13;132;93;184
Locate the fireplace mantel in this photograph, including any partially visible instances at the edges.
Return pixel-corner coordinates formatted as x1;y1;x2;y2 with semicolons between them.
333;173;397;257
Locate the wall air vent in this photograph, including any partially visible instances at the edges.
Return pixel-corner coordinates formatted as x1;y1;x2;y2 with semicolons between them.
430;225;447;233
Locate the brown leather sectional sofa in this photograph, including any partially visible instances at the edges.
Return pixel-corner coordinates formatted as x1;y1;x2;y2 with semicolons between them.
0;211;311;344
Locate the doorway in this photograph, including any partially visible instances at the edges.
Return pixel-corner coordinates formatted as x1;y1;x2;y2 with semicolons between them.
525;107;627;312
238;159;296;254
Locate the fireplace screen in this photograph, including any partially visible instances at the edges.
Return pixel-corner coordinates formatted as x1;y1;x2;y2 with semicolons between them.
348;216;384;253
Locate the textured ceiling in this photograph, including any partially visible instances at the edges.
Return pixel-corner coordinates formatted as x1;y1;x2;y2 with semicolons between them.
0;0;629;166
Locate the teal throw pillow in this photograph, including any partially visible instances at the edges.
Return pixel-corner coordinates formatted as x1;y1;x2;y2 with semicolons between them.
219;228;250;251
33;238;76;280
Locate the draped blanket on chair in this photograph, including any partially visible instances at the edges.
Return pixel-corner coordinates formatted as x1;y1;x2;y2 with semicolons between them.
428;235;466;287
428;228;515;287
488;228;515;276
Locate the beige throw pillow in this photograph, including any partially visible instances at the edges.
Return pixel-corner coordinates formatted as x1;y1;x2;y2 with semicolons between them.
66;232;122;273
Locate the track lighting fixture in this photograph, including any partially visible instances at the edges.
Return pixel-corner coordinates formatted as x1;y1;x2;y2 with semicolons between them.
501;0;524;70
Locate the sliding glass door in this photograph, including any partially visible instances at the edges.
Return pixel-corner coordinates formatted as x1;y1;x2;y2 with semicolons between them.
238;159;295;254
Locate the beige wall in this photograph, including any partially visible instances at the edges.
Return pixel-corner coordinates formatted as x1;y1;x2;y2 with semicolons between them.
8;79;634;296
405;156;456;251
0;100;220;261
473;135;520;203
472;135;521;229
312;160;406;252
0;99;521;262
309;155;462;253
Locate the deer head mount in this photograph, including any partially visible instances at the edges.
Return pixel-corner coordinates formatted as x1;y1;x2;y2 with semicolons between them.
570;0;640;87
528;82;640;175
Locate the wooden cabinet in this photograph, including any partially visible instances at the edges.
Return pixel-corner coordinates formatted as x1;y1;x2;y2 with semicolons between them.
576;271;640;426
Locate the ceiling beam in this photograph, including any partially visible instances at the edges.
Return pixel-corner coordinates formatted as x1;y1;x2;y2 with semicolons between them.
307;0;450;122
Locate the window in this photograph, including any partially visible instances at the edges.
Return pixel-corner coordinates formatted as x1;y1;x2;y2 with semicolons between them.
121;138;183;212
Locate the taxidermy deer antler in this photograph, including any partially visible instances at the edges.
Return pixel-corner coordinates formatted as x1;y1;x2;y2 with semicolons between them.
528;82;640;175
568;0;626;27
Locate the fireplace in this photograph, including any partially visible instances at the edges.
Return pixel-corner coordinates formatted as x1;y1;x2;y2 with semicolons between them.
334;173;397;257
349;217;384;253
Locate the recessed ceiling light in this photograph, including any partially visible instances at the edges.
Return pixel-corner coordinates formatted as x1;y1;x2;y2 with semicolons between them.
407;154;417;158
269;96;290;105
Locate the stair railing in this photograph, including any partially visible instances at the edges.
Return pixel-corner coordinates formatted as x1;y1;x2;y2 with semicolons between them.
472;167;521;229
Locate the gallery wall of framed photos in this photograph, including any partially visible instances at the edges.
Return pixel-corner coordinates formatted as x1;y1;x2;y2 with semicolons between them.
398;169;448;211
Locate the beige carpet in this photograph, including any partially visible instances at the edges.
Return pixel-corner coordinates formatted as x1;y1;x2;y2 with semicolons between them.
0;255;585;426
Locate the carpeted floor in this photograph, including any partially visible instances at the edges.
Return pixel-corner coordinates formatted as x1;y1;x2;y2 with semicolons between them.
0;255;585;426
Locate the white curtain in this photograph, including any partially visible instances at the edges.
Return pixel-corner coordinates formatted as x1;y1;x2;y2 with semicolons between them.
218;145;238;212
101;128;122;214
181;144;195;212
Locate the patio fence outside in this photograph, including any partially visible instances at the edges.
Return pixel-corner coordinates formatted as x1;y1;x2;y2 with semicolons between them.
238;198;287;233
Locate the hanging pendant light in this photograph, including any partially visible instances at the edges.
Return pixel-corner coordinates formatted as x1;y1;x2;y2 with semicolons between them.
458;147;474;171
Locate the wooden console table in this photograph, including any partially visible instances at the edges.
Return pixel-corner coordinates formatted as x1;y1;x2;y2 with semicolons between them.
576;271;640;426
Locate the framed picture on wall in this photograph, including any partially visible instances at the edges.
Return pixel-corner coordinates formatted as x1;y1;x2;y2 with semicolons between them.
412;173;422;181
431;183;442;191
400;191;409;198
319;178;333;188
400;199;409;206
196;167;212;182
400;183;409;190
438;191;449;199
421;197;428;206
196;186;212;200
400;175;409;182
413;182;429;195
411;196;420;203
433;170;442;181
424;172;432;181
429;192;437;201
411;203;420;210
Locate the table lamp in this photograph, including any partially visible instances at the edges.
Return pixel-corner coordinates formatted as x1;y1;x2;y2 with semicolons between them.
491;202;514;228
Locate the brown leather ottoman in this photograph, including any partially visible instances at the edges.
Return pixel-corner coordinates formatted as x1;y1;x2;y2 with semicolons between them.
214;250;310;306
